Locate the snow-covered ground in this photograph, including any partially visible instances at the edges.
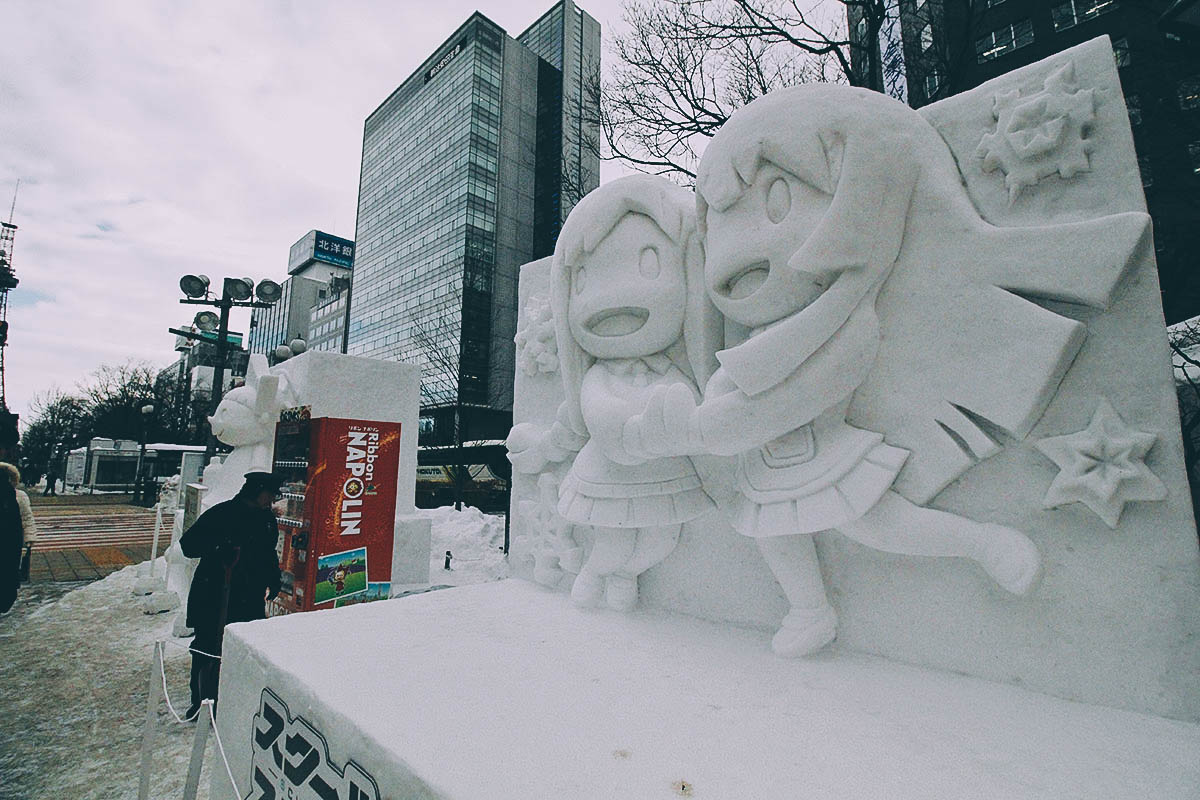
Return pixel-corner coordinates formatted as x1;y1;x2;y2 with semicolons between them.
0;506;507;800
0;560;208;800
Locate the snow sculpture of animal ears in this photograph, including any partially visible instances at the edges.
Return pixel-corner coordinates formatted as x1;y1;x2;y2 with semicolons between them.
246;354;282;426
550;174;722;436
694;85;921;394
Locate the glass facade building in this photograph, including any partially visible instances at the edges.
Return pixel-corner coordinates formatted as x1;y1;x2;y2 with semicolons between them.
346;1;600;445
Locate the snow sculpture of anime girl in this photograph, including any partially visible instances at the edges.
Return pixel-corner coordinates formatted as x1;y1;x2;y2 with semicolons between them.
625;85;1149;656
509;174;720;612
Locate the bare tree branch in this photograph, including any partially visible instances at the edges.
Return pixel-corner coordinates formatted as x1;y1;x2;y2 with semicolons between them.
593;0;984;179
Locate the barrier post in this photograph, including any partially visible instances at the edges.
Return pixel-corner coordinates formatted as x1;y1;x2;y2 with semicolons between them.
149;503;164;578
182;699;213;800
137;641;164;800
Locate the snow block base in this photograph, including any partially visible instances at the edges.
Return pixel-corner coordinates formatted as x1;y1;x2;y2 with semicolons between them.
214;581;1200;800
390;514;432;588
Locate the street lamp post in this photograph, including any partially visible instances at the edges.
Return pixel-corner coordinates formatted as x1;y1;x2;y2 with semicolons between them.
176;274;282;464
133;402;155;504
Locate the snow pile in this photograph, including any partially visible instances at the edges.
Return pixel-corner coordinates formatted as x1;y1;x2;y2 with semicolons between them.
418;505;510;587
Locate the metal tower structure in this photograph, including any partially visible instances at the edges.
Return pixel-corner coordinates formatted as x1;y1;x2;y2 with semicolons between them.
0;219;19;412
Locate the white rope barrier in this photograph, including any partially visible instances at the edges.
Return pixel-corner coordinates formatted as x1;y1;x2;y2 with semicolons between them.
137;639;242;800
160;636;223;661
157;643;188;725
208;699;242;798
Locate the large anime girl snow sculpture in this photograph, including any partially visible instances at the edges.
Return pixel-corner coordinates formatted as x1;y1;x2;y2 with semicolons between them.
625;85;1149;656
509;175;720;612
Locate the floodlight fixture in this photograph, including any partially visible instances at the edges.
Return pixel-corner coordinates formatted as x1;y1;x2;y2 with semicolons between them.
289;338;307;355
141;403;155;417
224;277;254;301
193;310;220;332
179;274;211;298
274;344;293;362
255;279;283;304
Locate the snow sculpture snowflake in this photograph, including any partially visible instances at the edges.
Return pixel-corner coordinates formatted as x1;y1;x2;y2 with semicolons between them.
515;473;581;588
515;293;559;376
976;60;1096;202
1035;398;1166;528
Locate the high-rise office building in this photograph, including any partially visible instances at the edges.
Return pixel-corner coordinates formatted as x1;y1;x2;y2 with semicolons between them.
851;0;1200;324
345;1;600;446
249;230;354;358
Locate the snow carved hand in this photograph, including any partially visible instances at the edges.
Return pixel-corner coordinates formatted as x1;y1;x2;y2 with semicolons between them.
623;383;704;460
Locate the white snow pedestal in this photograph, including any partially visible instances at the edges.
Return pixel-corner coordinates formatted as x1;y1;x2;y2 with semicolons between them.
214;580;1200;800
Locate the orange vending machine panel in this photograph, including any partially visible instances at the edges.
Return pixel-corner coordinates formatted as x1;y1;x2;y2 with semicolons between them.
269;413;402;615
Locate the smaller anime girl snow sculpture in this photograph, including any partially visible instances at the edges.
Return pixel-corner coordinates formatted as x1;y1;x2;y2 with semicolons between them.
508;174;720;612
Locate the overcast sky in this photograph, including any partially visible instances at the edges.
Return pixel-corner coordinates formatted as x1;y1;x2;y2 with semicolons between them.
0;0;628;421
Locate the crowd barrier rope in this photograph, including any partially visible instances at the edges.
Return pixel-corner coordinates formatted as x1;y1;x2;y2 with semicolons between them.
137;640;241;800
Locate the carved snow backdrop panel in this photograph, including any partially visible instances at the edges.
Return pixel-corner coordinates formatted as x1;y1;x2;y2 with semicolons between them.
509;37;1200;721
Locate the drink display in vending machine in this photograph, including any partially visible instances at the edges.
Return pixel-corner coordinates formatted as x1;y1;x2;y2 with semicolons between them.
269;408;403;615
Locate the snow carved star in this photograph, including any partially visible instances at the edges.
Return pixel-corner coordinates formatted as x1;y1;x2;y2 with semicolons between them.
1035;399;1166;528
976;60;1096;202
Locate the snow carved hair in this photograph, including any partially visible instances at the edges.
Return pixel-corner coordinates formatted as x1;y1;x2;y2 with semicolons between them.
695;85;921;396
551;174;720;436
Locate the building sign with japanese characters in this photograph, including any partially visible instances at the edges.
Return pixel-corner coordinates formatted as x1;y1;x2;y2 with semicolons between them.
247;688;380;800
313;231;354;269
424;40;464;83
289;230;354;274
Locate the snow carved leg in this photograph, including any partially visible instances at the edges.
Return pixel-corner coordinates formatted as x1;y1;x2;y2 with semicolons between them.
606;524;681;612
756;534;837;657
571;528;636;608
837;490;1040;595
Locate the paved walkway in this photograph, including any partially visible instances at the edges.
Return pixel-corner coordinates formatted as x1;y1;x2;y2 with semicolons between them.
25;496;171;583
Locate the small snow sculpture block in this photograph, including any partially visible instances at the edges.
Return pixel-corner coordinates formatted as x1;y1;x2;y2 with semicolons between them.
1036;398;1167;528
977;60;1096;201
131;575;166;596
139;590;179;615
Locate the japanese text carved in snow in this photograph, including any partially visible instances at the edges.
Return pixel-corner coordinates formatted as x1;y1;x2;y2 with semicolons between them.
508;79;1157;658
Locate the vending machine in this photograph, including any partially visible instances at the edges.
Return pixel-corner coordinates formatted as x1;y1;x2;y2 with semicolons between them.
269;410;403;615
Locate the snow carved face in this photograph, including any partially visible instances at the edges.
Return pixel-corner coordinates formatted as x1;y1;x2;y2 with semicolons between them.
567;212;686;360
703;161;833;328
209;385;267;447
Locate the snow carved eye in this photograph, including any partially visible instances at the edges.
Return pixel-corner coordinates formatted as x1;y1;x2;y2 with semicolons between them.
575;266;586;294
766;177;791;224
638;246;660;279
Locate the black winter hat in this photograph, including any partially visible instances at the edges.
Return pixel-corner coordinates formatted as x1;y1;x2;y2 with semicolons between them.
241;471;284;494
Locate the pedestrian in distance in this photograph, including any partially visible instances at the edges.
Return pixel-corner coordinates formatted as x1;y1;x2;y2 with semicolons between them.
179;471;283;720
0;418;22;614
0;463;38;580
43;461;57;496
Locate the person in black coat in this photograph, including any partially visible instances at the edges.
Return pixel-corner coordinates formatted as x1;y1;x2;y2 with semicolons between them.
180;471;283;718
0;418;22;614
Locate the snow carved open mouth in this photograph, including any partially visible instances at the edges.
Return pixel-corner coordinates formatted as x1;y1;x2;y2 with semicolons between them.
586;307;649;336
721;263;770;300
